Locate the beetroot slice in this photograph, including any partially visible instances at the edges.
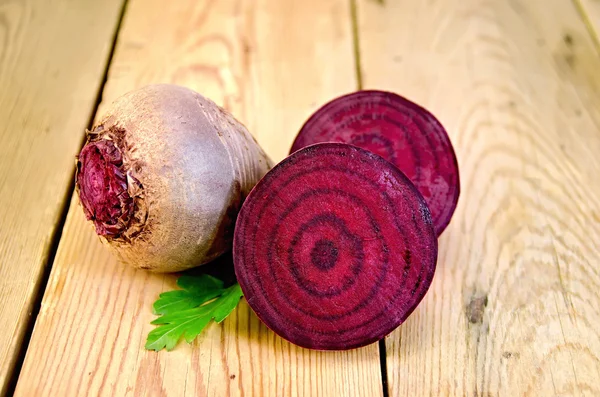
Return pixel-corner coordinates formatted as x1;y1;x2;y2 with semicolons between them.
290;90;460;236
233;143;438;350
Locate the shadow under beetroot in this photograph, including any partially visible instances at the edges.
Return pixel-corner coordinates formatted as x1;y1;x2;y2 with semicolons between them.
180;250;237;287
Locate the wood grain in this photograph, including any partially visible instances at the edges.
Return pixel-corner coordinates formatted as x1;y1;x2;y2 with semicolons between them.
356;0;600;395
577;0;600;48
15;0;384;395
0;0;124;393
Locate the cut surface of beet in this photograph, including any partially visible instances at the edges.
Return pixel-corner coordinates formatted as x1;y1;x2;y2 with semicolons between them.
290;90;460;236
234;143;438;350
77;139;134;237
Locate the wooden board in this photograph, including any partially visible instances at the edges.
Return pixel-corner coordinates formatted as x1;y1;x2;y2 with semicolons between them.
356;0;600;395
0;0;124;393
578;0;600;46
14;0;384;395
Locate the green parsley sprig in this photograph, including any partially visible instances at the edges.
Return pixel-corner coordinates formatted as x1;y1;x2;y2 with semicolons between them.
145;275;243;351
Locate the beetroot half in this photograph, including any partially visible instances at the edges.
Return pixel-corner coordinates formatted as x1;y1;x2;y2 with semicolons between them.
233;143;438;350
290;90;460;236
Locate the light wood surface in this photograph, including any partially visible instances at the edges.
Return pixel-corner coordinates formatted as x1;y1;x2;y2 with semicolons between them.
0;0;124;393
14;0;384;396
8;0;600;395
578;0;600;45
357;0;600;395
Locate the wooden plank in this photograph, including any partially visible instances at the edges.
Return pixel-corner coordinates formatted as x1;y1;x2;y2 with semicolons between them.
15;0;384;395
577;0;600;47
0;0;125;393
356;0;600;395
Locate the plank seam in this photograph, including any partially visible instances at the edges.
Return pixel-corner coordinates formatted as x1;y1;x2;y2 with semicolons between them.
4;0;131;393
378;340;390;397
572;0;600;57
350;0;364;90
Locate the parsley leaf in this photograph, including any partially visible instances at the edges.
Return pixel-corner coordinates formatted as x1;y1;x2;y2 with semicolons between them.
145;276;243;351
152;275;224;315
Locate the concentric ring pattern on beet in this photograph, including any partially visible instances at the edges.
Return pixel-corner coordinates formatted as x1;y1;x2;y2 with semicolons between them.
290;90;460;236
233;143;438;350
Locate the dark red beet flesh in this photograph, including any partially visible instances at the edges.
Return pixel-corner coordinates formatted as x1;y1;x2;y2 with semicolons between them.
290;90;460;236
76;139;133;237
233;143;438;350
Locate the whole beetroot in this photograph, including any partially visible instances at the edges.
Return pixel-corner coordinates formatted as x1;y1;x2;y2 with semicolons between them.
76;84;271;272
